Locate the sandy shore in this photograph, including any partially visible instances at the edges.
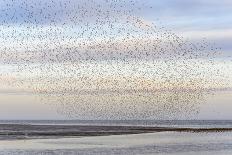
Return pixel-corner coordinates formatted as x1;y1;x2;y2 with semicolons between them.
1;132;232;155
0;124;232;140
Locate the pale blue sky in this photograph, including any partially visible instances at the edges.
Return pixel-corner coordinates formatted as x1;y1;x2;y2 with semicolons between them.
0;0;231;55
0;0;232;120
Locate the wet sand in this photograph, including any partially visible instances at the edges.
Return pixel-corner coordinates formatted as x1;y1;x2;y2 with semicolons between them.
1;124;232;140
1;132;232;155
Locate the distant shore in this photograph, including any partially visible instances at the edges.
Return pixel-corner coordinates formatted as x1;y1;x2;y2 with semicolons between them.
0;124;232;140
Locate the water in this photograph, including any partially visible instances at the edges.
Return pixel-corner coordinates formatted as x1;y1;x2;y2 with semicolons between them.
0;132;232;155
1;120;232;128
0;120;232;155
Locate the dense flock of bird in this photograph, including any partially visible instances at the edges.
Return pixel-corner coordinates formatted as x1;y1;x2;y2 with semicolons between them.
0;0;230;119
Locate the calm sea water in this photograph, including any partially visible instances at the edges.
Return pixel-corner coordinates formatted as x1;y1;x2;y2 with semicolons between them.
0;120;232;155
0;132;232;155
1;120;232;128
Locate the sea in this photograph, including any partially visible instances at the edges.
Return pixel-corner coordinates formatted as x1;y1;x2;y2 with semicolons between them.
0;120;232;155
1;120;232;128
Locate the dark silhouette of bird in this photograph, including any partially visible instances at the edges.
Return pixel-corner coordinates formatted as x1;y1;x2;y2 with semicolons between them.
0;0;230;120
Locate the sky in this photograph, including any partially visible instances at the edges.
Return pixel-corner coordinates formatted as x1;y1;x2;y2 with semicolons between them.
0;0;232;120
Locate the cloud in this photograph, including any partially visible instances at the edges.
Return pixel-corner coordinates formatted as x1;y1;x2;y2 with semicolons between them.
176;28;232;40
147;0;232;17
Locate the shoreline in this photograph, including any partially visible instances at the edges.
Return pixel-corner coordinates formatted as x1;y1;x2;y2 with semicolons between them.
1;124;232;140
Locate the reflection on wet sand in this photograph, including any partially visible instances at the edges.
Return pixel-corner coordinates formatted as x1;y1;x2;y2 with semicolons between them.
1;132;232;155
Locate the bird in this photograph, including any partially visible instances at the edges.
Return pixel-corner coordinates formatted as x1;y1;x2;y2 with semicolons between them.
0;0;230;120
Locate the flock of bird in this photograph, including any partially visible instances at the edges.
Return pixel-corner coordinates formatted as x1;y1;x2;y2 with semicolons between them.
0;0;230;119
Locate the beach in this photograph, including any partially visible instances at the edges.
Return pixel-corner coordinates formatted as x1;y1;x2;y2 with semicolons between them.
1;131;232;155
0;121;232;154
1;123;232;140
